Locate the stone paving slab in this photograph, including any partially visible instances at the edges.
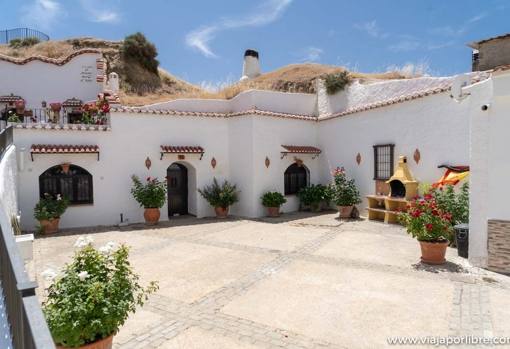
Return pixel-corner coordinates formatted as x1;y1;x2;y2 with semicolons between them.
489;288;510;340
205;221;327;252
221;259;453;348
129;240;273;303
31;213;510;349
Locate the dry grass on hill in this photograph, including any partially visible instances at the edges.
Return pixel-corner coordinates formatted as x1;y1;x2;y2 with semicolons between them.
0;39;410;106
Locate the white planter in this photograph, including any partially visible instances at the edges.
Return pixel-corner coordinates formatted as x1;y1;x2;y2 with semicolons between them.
15;234;34;261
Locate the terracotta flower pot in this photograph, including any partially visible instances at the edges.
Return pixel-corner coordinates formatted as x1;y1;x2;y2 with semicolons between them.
266;207;280;217
39;218;60;234
419;240;449;265
144;208;160;225
57;334;113;349
337;205;354;218
214;206;229;218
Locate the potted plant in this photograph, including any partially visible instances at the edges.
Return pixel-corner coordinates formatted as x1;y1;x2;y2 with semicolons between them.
43;237;158;349
34;193;69;234
131;176;167;225
398;194;453;264
198;178;239;218
331;167;361;218
297;184;330;212
261;191;287;217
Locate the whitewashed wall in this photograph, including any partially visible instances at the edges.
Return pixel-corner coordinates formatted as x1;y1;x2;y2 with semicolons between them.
15;113;230;229
251;117;320;216
467;73;510;267
318;92;472;209
0;145;18;233
0;53;103;109
13;87;478;233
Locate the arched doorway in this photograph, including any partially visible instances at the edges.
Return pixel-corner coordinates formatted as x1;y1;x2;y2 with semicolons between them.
167;163;188;216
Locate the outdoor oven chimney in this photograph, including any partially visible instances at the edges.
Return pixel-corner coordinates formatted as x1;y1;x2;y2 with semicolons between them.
240;49;261;81
386;156;418;200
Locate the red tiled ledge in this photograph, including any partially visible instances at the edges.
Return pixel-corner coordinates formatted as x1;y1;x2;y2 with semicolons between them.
160;145;205;160
281;145;321;159
30;144;100;161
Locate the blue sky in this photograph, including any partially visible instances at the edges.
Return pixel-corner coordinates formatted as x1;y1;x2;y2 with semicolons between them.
1;0;509;87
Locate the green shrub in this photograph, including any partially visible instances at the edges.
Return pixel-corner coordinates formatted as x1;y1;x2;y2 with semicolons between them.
34;193;69;221
429;183;469;225
261;191;286;207
331;167;361;206
297;184;331;211
9;37;40;48
43;238;158;347
121;32;159;74
198;178;239;208
131;175;167;209
7;111;21;123
324;71;351;95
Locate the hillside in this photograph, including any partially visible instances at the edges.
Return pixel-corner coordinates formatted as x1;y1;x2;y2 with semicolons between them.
0;37;410;106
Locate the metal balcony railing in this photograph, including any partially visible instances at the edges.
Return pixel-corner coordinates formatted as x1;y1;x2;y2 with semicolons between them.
0;28;49;44
3;109;111;129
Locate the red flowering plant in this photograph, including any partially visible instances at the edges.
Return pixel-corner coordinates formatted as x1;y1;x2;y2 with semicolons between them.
130;175;167;209
80;96;110;125
398;194;453;243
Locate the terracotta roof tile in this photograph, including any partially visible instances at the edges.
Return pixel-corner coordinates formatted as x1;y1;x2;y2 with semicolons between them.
160;145;204;153
281;145;321;154
30;144;99;154
111;107;317;121
0;94;23;103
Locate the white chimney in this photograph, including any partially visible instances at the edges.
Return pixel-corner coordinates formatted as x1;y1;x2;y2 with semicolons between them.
106;72;120;93
240;49;261;81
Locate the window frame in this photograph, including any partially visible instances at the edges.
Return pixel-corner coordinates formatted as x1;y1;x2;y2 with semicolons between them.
373;144;395;180
284;163;309;195
39;165;94;205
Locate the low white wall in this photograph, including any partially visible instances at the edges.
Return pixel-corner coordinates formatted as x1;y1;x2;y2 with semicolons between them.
318;92;471;211
0;145;18;233
0;53;103;109
143;89;318;115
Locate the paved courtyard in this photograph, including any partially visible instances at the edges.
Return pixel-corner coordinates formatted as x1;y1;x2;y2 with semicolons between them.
32;213;510;349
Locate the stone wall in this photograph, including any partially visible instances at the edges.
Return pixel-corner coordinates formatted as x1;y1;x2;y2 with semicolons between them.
477;38;510;71
487;219;510;274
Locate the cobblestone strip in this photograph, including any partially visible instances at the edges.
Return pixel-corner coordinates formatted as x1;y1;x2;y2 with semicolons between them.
184;238;283;256
120;293;346;349
118;228;346;348
192;228;343;310
449;282;493;341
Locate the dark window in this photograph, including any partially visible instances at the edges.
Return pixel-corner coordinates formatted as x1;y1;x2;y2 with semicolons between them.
39;165;93;205
284;163;308;195
373;144;395;180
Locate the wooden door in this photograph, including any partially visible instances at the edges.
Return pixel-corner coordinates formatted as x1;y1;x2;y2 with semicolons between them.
167;163;188;216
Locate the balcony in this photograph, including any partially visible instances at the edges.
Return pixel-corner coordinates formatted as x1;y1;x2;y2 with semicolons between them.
1;108;111;132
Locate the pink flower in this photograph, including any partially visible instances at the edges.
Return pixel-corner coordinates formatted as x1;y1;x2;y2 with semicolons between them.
426;223;433;231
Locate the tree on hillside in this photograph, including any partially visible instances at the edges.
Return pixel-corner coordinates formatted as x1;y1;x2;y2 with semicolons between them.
121;32;159;74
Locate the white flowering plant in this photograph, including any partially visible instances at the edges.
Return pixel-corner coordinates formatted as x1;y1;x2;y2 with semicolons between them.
42;236;158;348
